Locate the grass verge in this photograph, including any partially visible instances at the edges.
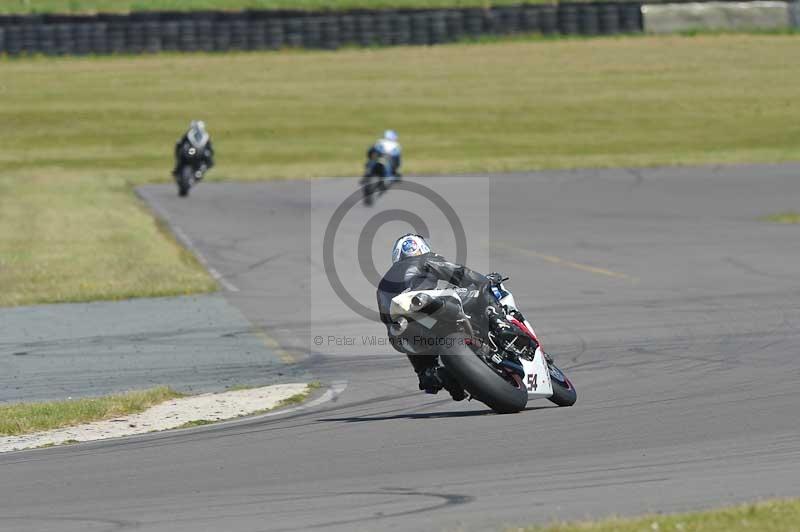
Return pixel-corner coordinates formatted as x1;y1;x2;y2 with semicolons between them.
761;212;800;224
0;386;184;436
3;0;566;15
177;419;215;429
0;175;217;306
274;381;322;409
514;499;800;532
1;35;799;306
176;382;321;429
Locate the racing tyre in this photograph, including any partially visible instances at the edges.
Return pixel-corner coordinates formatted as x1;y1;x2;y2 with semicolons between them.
362;182;374;206
440;333;528;414
178;166;192;197
362;175;380;206
547;361;577;406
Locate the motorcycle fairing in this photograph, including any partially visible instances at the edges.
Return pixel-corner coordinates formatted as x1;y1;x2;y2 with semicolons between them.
520;346;554;399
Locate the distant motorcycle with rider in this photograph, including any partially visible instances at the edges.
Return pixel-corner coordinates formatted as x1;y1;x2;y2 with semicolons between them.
361;130;402;206
173;120;214;197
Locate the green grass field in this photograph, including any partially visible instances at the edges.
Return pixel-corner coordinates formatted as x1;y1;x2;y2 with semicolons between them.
1;34;799;306
518;499;800;532
0;383;317;436
3;0;551;15
0;174;216;306
0;386;182;436
762;212;800;224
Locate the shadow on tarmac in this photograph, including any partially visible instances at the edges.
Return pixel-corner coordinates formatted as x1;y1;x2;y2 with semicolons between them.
319;405;553;423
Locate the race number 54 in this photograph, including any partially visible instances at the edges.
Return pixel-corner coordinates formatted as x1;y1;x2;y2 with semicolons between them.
527;373;537;391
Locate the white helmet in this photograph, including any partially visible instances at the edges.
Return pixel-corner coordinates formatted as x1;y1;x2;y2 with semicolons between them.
383;130;398;142
188;120;209;149
392;233;431;264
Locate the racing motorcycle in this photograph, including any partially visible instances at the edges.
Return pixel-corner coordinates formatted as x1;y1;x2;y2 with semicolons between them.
360;152;399;206
389;277;576;414
174;143;209;197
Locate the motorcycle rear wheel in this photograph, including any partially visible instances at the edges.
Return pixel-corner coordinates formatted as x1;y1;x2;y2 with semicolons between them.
439;333;528;414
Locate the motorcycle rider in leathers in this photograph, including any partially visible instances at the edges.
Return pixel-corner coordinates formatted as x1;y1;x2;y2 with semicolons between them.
377;234;537;400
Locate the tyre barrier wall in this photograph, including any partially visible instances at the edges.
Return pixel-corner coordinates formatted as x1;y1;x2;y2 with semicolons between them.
642;0;796;32
0;4;644;56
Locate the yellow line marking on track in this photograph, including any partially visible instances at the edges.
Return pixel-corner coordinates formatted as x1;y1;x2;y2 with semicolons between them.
495;242;639;283
255;328;296;364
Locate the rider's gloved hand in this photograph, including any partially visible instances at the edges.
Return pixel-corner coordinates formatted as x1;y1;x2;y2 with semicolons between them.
486;272;508;285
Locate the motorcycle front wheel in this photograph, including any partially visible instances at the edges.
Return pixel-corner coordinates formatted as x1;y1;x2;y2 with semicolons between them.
547;361;577;407
362;175;380;206
178;166;192;197
439;333;528;414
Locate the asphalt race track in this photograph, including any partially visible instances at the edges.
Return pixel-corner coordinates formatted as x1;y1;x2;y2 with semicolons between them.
0;295;307;403
2;164;800;531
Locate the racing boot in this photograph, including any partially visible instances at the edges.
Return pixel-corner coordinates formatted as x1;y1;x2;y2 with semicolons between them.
417;367;443;394
417;367;466;401
437;367;466;402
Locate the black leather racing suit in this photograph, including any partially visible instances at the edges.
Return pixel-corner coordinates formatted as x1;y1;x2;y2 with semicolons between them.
366;145;402;177
376;252;490;374
173;134;215;177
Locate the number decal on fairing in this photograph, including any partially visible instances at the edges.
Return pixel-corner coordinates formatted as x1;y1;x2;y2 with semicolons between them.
527;373;538;391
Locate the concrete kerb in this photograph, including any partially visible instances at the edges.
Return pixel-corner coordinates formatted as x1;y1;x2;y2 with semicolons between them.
789;0;800;27
642;1;792;33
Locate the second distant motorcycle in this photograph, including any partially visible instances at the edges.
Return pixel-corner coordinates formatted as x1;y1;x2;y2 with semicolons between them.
361;130;402;206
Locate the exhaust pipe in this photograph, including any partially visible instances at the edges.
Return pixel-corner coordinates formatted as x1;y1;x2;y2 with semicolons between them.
411;294;462;320
410;293;438;313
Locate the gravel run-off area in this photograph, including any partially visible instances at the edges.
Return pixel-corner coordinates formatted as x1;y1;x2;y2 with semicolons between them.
0;383;309;453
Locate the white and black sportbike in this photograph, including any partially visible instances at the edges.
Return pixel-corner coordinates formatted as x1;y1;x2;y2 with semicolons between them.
389;278;576;414
174;143;209;198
